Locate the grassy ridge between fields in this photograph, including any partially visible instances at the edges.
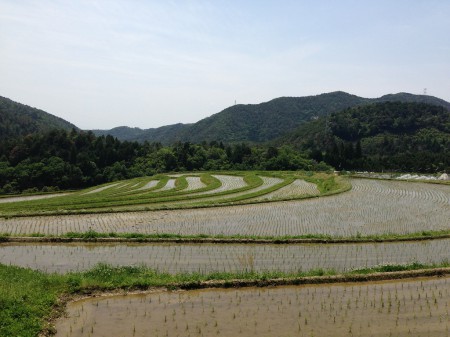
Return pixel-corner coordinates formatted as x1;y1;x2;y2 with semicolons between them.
2;229;450;243
1;263;449;337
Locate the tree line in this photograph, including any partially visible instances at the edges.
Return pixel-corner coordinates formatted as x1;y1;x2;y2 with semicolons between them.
0;129;330;194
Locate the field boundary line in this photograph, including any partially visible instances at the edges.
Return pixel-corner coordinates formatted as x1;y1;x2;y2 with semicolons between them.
184;267;450;289
4;233;450;244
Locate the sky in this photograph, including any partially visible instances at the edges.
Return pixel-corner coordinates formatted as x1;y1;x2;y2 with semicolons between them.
1;0;449;130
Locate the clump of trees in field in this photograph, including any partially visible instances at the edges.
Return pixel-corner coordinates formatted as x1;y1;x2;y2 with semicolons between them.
0;129;330;194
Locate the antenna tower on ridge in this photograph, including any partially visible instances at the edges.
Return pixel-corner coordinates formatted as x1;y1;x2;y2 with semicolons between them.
423;88;427;95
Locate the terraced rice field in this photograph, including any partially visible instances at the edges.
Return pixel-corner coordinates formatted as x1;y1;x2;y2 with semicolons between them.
0;178;447;237
0;172;448;337
83;183;121;195
54;276;450;337
177;176;284;205
0;193;70;203
1;239;448;274
136;180;159;191
0;172;299;216
191;175;247;195
255;179;319;200
183;177;206;191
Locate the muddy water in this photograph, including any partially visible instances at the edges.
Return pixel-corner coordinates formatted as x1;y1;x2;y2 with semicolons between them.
54;277;450;337
0;239;449;274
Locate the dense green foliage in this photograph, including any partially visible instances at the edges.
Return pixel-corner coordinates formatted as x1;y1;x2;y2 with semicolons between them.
280;102;450;172
0;129;142;193
0;129;329;194
0;264;65;337
0;96;77;141
93;92;450;144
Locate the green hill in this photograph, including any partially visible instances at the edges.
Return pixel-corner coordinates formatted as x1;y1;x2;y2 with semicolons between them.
92;123;190;143
175;91;368;143
93;92;450;144
0;96;78;140
93;91;368;143
279;101;450;172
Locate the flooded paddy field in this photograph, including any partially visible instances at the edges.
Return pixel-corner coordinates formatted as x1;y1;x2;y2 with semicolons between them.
1;179;448;237
54;276;450;337
1;239;449;274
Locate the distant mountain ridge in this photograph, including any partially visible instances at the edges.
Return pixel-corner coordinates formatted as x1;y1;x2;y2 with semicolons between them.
92;92;450;144
0;96;77;140
92;123;190;143
2;92;449;146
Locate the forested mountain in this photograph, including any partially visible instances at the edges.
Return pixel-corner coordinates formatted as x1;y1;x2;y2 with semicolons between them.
1;94;449;194
175;92;368;143
92;92;450;144
376;93;450;108
0;96;77;140
93;91;367;143
278;101;450;172
92;123;190;143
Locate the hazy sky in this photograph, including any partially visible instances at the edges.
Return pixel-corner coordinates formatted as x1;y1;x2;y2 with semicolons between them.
1;1;449;130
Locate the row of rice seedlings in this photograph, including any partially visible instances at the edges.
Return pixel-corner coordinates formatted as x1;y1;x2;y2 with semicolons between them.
0;175;198;214
1;239;448;274
1;196;447;238
189;175;247;195
351;179;450;204
0;192;71;204
82;174;254;210
1;178;447;237
182;177;207;191
101;178;446;237
0;171;339;216
54;277;450;337
99;177;162;196
254;179;320;200
0;173;263;215
150;178;177;192
163;176;286;207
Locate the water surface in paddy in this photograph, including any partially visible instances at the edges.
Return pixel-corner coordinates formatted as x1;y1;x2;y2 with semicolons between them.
0;239;448;274
54;276;450;337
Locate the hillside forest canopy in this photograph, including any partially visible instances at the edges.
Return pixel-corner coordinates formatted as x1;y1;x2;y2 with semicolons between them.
0;101;449;195
0;129;329;194
281;101;450;173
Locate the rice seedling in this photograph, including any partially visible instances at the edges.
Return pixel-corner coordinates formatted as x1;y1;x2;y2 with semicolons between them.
0;177;447;238
0;171;339;217
0;240;448;274
53;276;450;337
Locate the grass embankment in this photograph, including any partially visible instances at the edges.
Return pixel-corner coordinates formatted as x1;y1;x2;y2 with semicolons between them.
1;262;450;337
2;228;449;243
